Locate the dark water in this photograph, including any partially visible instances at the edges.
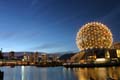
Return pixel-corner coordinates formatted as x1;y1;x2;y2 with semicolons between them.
0;66;120;80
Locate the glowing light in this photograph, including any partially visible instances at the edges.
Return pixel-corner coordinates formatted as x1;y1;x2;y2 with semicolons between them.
117;50;120;57
22;66;25;80
95;58;106;63
76;22;113;50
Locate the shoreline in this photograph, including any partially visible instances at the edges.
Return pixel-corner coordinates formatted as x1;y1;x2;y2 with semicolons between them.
63;63;120;68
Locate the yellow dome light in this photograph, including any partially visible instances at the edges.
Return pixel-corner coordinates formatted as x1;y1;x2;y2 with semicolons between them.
76;22;113;50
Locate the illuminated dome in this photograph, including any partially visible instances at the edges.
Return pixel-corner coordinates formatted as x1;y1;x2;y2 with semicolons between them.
76;22;113;50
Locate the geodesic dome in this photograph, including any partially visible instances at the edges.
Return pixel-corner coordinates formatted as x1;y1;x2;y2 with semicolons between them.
76;22;113;50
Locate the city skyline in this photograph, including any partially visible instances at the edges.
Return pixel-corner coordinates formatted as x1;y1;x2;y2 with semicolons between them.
0;0;120;53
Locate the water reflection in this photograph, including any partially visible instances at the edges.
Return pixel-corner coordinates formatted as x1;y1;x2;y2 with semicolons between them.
0;66;120;80
21;66;24;80
63;68;78;80
0;66;77;80
73;67;120;80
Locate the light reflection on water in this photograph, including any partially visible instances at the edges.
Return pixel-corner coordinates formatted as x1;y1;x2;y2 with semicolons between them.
0;66;77;80
73;67;120;80
0;66;120;80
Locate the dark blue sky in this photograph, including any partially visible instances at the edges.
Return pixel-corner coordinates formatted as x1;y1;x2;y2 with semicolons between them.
0;0;120;53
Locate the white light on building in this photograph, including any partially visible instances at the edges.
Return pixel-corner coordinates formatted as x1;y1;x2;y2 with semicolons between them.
95;58;106;63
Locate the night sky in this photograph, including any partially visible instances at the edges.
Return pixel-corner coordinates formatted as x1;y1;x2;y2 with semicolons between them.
0;0;120;53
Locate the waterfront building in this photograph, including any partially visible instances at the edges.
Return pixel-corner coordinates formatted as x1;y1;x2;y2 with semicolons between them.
111;42;120;49
41;54;47;63
48;55;60;62
8;51;15;60
33;52;39;63
72;22;120;64
71;48;120;64
70;51;85;63
52;55;59;62
59;53;76;63
38;56;42;62
23;52;29;62
28;53;34;62
76;22;113;51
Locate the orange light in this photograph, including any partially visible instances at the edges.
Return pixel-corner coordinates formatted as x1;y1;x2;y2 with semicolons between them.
76;22;113;50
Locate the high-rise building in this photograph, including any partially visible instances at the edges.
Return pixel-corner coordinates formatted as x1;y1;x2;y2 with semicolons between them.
41;54;47;63
29;53;34;62
23;52;29;62
33;52;39;63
